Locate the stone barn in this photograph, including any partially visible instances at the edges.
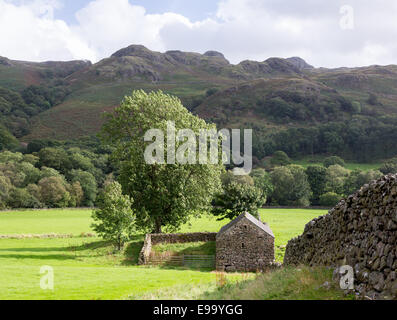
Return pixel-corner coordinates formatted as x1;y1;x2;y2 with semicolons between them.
216;212;275;272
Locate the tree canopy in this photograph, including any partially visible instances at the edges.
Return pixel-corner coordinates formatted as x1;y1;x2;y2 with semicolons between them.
101;90;223;233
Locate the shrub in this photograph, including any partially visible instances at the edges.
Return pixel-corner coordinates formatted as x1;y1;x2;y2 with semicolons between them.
0;174;12;209
38;176;71;208
7;188;42;208
380;158;397;175
323;156;346;168
221;171;254;186
319;192;341;207
270;151;291;167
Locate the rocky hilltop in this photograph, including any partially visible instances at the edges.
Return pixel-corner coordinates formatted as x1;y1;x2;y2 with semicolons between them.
84;44;305;82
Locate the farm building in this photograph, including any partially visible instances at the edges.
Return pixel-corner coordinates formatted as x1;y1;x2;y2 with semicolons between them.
216;212;275;272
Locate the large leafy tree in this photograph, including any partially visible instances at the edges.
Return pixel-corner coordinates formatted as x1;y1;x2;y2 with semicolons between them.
271;165;312;206
306;165;327;204
325;164;350;195
212;182;265;221
68;169;97;207
343;169;383;196
101;90;223;233
250;168;274;199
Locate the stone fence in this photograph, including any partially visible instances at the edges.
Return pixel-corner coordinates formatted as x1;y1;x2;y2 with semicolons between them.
284;174;397;300
138;232;217;265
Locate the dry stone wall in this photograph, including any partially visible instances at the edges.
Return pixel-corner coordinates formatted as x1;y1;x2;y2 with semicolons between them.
150;232;217;245
138;232;217;265
284;174;397;300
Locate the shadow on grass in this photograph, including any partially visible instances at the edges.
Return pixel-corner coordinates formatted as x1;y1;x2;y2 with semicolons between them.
121;239;144;266
0;253;77;261
67;240;111;252
0;240;112;253
178;242;215;256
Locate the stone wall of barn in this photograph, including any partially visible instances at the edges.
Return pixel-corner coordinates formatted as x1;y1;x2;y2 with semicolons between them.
284;174;397;300
216;218;275;272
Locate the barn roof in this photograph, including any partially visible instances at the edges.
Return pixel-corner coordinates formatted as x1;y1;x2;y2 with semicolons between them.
217;212;275;238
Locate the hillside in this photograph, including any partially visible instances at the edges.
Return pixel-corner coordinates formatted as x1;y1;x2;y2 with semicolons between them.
1;45;397;161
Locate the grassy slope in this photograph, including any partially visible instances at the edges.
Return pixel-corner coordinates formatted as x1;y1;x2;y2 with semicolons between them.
0;208;327;300
132;267;354;300
23;68;236;141
25;64;397;144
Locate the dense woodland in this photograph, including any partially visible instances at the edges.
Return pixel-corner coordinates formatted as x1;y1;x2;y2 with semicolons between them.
0;138;394;211
0;137;113;209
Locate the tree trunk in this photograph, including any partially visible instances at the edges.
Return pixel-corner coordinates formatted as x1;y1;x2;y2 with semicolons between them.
153;219;162;234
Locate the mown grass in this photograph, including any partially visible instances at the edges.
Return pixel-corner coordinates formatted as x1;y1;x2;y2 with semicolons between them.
0;208;327;300
0;209;92;235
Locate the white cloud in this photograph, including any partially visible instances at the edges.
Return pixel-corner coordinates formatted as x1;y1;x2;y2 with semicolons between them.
72;0;191;59
0;0;96;61
1;0;397;68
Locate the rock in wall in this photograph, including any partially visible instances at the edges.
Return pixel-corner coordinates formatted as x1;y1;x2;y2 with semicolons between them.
284;174;397;300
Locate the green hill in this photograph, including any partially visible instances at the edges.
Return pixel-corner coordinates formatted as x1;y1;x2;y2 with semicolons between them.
1;44;397;161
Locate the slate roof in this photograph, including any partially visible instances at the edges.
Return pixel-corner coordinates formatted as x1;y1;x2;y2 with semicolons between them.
217;212;275;238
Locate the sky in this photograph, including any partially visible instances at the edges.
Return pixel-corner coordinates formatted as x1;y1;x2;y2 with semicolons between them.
1;0;397;68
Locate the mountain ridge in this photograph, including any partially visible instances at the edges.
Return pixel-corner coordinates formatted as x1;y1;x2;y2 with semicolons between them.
2;44;397;161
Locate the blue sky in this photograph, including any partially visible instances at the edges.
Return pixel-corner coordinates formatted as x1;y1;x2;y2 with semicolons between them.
55;0;219;24
1;0;397;67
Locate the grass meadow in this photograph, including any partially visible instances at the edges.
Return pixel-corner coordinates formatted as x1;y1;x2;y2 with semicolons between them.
292;159;382;171
0;208;345;300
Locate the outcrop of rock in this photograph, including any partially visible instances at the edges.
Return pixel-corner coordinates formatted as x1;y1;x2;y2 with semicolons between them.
286;57;314;70
284;174;397;300
0;56;12;66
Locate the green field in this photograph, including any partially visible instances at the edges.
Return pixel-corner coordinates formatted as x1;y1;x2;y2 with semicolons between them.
292;158;382;171
0;208;328;300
